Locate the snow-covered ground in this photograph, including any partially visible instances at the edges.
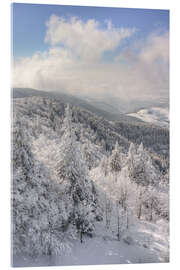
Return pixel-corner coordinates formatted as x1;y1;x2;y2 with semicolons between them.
128;107;169;128
13;217;169;267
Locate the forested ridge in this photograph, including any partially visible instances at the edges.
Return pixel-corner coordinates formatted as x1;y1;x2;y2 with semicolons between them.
12;95;169;266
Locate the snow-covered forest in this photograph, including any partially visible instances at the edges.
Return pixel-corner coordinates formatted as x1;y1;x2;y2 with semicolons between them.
12;95;169;267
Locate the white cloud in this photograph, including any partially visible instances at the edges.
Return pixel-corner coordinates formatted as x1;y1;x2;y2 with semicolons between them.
13;15;169;105
140;31;169;64
45;15;136;61
115;31;169;97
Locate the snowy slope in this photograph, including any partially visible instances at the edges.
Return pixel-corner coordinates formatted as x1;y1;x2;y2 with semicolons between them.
13;218;169;267
12;96;169;267
59;219;169;265
128;107;169;128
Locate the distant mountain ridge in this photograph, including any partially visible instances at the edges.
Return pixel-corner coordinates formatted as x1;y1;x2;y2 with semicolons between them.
12;88;143;123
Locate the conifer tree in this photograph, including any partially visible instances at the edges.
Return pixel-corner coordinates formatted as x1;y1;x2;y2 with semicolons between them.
127;142;136;170
100;155;109;176
109;141;122;174
56;104;98;242
128;142;157;186
12;118;71;256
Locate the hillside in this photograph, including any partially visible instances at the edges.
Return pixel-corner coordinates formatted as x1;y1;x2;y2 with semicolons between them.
128;107;169;128
13;88;146;122
13;88;169;157
12;94;169;267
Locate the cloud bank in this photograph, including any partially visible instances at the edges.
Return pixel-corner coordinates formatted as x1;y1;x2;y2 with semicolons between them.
13;15;169;103
45;15;136;61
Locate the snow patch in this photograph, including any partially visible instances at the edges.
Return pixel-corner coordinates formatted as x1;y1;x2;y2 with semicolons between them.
128;107;169;128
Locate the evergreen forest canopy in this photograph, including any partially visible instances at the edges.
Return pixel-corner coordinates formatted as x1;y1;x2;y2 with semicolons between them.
12;92;169;265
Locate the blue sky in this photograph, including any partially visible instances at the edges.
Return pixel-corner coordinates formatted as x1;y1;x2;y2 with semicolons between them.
12;3;169;58
12;3;169;105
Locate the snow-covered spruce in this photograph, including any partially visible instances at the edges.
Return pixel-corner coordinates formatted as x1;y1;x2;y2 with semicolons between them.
13;115;74;257
55;105;101;242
